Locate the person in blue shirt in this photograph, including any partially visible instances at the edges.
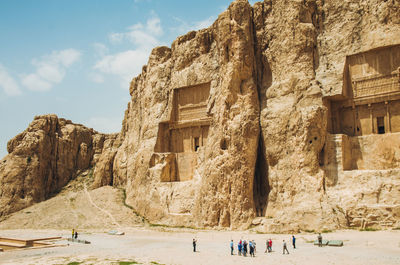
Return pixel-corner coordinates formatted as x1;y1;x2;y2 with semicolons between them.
238;240;242;256
292;235;296;249
249;240;255;257
230;240;234;255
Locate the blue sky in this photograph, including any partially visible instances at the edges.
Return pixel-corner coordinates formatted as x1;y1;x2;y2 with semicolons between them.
0;0;258;158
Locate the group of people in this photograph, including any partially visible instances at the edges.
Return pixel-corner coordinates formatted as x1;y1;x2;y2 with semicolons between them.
231;235;297;256
193;233;323;256
282;235;296;254
71;228;78;239
235;239;257;257
265;238;273;253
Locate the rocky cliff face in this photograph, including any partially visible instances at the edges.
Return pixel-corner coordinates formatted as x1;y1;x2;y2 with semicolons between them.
0;115;107;217
1;0;400;231
109;0;400;231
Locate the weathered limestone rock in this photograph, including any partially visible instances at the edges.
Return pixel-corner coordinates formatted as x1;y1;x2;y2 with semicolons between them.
1;0;400;232
0;114;103;217
112;0;400;231
111;0;260;229
251;0;400;231
91;134;120;188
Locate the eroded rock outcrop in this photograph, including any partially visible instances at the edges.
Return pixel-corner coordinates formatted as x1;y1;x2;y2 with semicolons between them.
112;0;400;231
0;114;105;217
91;133;121;188
1;0;400;231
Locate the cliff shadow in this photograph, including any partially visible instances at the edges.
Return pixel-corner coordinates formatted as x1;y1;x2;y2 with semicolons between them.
253;38;272;217
253;133;270;217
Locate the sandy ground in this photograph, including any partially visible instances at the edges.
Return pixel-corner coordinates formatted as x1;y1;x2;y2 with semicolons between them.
0;228;399;265
0;186;143;230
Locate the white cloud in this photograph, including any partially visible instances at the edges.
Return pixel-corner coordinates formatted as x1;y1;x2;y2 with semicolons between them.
109;33;124;44
146;16;163;36
50;49;81;67
0;64;22;96
108;15;162;48
21;73;52;92
94;49;150;87
93;43;109;57
94;14;163;88
86;116;122;133
88;72;104;84
21;49;81;92
36;64;65;83
126;27;160;48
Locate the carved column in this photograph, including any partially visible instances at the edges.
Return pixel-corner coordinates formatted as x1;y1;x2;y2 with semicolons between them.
352;81;357;98
368;103;374;134
352;103;356;136
199;126;203;147
386;101;391;133
336;107;342;134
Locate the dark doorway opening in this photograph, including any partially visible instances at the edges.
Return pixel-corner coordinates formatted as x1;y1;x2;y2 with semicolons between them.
194;137;200;151
377;117;385;134
253;134;270;217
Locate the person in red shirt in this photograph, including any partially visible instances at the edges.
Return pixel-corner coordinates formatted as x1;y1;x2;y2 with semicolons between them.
268;238;272;252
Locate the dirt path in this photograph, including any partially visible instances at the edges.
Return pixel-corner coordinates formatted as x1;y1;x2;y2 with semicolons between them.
0;186;143;230
83;184;121;228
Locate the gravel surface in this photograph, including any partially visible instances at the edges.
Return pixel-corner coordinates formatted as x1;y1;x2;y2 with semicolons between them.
0;228;399;264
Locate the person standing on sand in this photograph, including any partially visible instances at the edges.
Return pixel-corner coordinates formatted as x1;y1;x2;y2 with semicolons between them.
238;240;242;256
72;229;75;239
230;240;234;255
193;238;197;252
249;240;254;257
268;238;272;252
243;240;248;256
292;235;296;249
318;233;323;247
282;240;289;254
74;231;78;239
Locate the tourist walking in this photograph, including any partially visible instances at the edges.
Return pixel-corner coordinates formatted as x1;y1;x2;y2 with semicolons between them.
243;240;248;256
268;238;272;252
282;240;289;254
238;240;242;255
71;229;75;239
252;240;256;254
318;233;323;247
74;231;78;239
292;235;296;249
230;240;234;255
193;238;197;252
249;240;254;257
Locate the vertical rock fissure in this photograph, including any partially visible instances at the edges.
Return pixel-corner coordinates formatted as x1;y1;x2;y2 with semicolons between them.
251;4;271;218
253;132;270;217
